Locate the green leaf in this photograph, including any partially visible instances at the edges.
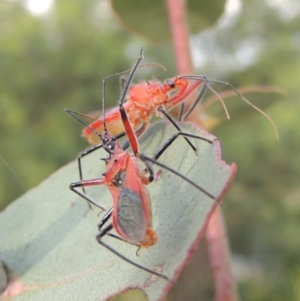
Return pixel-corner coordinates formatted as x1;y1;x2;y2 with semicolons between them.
111;0;226;42
0;260;7;293
0;122;235;301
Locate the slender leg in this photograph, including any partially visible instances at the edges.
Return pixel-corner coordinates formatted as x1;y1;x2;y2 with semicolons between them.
77;131;126;193
120;74;129;93
183;82;208;120
177;103;185;122
139;129;219;200
97;208;140;246
117;49;145;156
157;106;197;154
69;178;106;211
96;223;173;282
118;48;144;107
100;49;144;115
140;154;216;200
152;130;217;161
182;75;279;139
119;106;140;156
121;122;148;151
97;207;113;229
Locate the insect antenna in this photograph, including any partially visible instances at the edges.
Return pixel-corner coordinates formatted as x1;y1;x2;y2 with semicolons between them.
65;109;104;141
180;75;279;139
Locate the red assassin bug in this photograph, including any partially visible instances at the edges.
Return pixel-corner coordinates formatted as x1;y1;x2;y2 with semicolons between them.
75;50;198;195
82;76;200;145
82;55;279;146
65;49;218;281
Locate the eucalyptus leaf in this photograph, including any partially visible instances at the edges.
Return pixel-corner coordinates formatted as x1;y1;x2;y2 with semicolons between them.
0;122;235;301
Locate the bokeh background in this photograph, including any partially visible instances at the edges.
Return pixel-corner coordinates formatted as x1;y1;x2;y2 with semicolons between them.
0;0;299;300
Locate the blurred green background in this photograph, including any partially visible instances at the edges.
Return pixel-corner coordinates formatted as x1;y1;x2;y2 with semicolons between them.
0;0;299;300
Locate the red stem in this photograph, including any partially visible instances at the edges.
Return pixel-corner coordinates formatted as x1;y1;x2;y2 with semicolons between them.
206;208;239;301
166;1;240;300
166;0;193;74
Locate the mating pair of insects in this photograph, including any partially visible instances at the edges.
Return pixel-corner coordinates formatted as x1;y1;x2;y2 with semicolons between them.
66;48;278;282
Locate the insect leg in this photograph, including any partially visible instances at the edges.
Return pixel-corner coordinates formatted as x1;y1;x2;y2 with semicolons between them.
157;106;197;154
96;223;173;282
183;82;208;120
140;154;216;200
69;178;106;211
152;130;217;162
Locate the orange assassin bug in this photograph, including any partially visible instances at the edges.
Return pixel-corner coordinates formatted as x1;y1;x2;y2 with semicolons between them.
82;76;201;145
65;49;218;281
82;54;279;146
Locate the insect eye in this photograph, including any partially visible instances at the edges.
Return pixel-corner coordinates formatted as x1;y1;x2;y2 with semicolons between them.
169;81;175;89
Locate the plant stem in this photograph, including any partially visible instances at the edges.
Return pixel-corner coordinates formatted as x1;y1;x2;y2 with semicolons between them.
166;0;193;74
206;208;239;301
166;1;240;300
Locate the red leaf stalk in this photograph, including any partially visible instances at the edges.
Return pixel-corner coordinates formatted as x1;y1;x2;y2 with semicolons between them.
166;0;193;74
166;1;240;300
206;208;239;301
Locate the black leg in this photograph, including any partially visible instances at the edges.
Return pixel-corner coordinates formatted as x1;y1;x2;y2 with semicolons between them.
177;103;185;122
183;82;207;120
97;207;113;230
120;74;129;92
118;48;144;107
121;122;148;151
77;131;127;193
157;106;197;154
140;154;216;200
69;181;106;211
152;130;217;162
96;223;173;282
97;208;140;247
